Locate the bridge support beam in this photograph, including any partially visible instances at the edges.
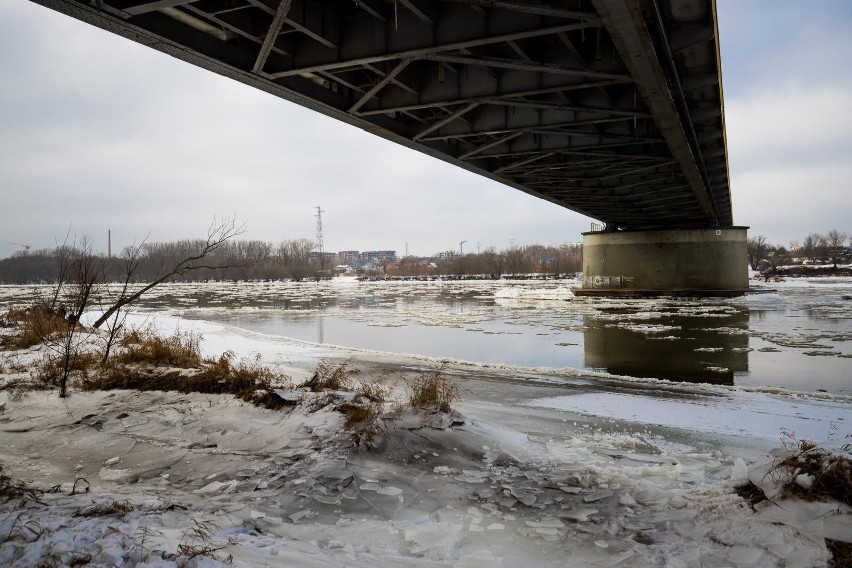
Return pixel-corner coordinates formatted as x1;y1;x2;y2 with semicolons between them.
577;227;748;297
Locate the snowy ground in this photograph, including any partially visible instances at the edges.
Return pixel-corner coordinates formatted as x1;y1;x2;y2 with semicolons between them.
2;307;851;568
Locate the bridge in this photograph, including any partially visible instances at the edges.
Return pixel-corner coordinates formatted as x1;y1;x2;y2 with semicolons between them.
31;0;747;293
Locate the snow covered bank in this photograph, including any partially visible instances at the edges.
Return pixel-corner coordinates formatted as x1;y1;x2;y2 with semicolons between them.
2;315;851;567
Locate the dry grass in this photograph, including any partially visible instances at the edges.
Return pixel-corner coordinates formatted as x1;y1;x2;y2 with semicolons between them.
340;378;395;446
406;366;460;412
338;401;385;447
85;351;292;410
827;539;852;568
0;305;69;349
115;328;202;367
74;499;134;518
773;439;852;506
170;519;232;563
35;352;98;387
305;359;359;392
0;463;42;504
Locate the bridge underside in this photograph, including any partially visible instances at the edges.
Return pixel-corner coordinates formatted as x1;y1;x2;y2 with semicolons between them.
33;0;731;230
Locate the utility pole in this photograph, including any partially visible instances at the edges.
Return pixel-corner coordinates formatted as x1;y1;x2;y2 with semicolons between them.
405;242;409;257
315;206;325;268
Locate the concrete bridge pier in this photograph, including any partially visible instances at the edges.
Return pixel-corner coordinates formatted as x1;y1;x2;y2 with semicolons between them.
576;227;749;297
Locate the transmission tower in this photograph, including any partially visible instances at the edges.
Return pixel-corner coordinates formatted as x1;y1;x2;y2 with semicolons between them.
315;206;325;267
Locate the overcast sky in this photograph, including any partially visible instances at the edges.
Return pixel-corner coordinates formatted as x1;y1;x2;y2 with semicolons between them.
1;1;851;259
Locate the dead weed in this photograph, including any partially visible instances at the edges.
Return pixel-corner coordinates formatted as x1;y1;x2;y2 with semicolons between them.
0;305;69;349
773;438;852;506
305;358;359;391
115;328;202;367
85;351;292;410
74;499;134;518
406;366;460;412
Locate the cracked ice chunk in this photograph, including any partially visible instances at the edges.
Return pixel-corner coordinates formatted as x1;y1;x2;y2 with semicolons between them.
404;522;458;558
453;551;503;567
583;490;613;503
729;457;749;486
559;508;598;522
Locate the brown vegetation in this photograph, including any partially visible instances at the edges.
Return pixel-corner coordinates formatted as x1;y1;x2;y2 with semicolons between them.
406;366;460;412
827;539;852;568
774;439;852;506
0;464;41;504
0;305;69;350
305;358;359;392
115;327;202;367
74;499;134;518
85;350;292;411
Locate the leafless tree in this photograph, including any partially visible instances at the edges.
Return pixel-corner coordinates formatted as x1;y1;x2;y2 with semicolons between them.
802;233;827;264
747;235;769;270
826;229;848;268
91;216;245;329
97;239;148;363
34;235;104;397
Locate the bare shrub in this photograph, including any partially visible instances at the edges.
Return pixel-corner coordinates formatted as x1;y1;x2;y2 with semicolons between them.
406;366;460;412
354;376;392;403
85;351;292;410
36;351;98;389
305;359;359;392
772;439;852;506
338;400;385;447
0;305;68;350
115;328;202;368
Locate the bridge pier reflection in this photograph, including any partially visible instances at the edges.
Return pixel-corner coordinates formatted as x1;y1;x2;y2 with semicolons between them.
583;312;749;386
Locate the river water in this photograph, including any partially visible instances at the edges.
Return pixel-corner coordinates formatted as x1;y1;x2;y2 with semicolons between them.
2;278;851;394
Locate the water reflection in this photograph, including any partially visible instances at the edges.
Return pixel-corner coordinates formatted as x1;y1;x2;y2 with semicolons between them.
583;313;750;385
3;281;847;393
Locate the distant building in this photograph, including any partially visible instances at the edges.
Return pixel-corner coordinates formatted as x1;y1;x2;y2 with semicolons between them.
337;250;360;261
436;251;457;259
359;250;396;262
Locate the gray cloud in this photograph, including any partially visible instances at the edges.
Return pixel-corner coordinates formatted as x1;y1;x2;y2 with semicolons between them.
718;0;852;246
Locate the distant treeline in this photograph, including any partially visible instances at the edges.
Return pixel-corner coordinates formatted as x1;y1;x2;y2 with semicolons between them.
1;239;583;284
0;238;321;284
387;244;583;278
748;229;850;272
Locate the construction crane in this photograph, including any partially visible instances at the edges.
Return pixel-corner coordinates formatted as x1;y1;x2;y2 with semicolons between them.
7;241;31;253
459;240;467;255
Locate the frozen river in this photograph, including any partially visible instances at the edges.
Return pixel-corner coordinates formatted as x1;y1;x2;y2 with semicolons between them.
124;277;852;395
2;278;851;567
5;276;849;394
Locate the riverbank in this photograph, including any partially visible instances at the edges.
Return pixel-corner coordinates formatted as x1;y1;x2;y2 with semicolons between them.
2;311;851;567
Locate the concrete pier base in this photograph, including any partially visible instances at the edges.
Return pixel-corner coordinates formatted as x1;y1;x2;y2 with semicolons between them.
576;227;748;297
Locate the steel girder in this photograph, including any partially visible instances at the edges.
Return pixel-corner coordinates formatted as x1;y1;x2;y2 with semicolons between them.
31;0;732;228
